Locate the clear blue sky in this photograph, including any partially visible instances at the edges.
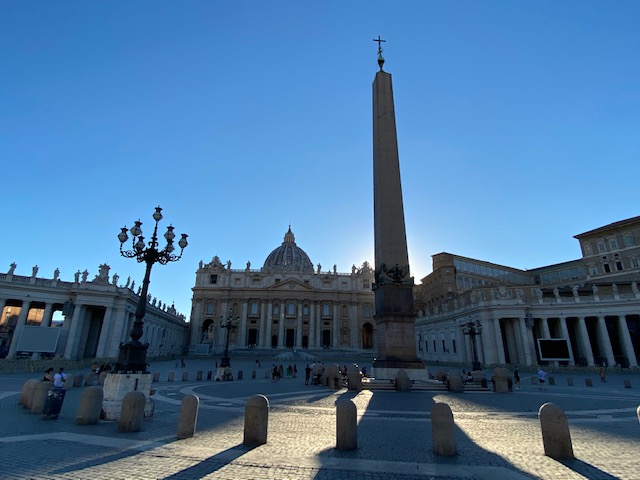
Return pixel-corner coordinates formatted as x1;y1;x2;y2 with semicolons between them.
2;2;638;318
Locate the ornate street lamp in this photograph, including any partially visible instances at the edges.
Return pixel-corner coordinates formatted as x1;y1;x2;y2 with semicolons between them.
219;315;238;369
116;206;188;373
461;319;483;371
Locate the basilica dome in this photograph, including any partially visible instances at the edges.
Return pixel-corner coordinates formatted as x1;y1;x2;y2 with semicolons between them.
263;227;314;273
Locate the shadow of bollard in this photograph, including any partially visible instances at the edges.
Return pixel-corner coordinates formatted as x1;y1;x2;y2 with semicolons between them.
118;391;146;433
244;394;269;446
336;398;357;450
539;402;574;459
177;394;199;439
431;402;456;456
76;386;103;425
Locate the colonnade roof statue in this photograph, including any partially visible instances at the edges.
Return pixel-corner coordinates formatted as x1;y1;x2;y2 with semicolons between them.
371;37;426;375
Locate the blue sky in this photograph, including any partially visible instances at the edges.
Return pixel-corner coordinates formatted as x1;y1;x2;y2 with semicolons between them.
2;2;639;318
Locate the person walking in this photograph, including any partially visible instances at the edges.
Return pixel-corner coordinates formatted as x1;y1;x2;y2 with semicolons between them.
599;367;607;382
513;366;520;390
537;368;547;391
304;364;311;385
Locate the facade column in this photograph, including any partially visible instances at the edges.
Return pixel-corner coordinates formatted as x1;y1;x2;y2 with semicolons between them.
618;315;638;368
218;302;228;349
265;301;272;348
239;301;248;347
63;304;84;359
597;316;616;367
493;317;505;365
190;300;203;347
107;307;127;358
259;302;267;348
7;300;31;359
577;317;595;366
95;306;114;358
278;302;285;348
558;317;576;365
296;302;303;348
308;301;315;348
350;303;359;349
541;318;551;338
41;303;54;327
332;303;339;349
517;317;533;366
316;302;322;348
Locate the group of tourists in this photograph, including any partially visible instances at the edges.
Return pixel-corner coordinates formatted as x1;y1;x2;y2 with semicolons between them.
42;367;67;388
271;364;298;382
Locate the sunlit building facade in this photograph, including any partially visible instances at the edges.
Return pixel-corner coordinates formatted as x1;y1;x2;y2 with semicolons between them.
415;216;640;369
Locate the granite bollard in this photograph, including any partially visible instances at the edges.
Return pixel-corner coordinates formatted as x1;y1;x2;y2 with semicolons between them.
237;370;243;380
431;402;456;456
624;379;631;389
31;381;52;414
585;378;593;387
347;364;362;391
76;386;104;425
492;367;511;393
152;372;160;382
196;370;202;381
637;405;640;423
252;370;256;379
177;394;199;439
336;398;357;450
73;375;84;387
118;391;146;433
548;376;555;386
20;379;41;408
182;371;189;382
243;394;269;446
395;369;411;392
167;371;175;382
567;377;573;386
98;372;108;385
84;372;96;386
539;402;574;459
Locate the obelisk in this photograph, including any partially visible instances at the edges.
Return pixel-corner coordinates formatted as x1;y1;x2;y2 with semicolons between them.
371;37;426;379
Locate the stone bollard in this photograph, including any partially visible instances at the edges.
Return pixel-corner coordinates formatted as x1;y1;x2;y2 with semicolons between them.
168;371;175;382
84;372;96;386
395;369;411;392
637;405;640;423
244;395;269;446
347;364;363;391
237;370;243;380
539;403;574;459
152;372;160;383
447;370;463;393
492;368;511;393
177;394;199;439
264;370;270;379
73;375;84;387
336;398;357;450
624;379;631;389
76;386;104;425
98;372;108;385
196;371;203;381
182;371;189;382
252;370;256;379
531;376;538;385
431;402;456;456
567;377;573;386
63;374;73;389
20;379;41;408
31;382;52;414
118;391;146;433
548;376;555;386
323;364;342;389
585;378;593;387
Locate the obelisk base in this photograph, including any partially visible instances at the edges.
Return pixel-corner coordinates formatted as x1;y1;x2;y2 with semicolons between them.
372;357;429;381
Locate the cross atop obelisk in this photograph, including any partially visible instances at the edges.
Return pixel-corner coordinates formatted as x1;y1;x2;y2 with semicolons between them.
371;38;426;378
372;35;386;71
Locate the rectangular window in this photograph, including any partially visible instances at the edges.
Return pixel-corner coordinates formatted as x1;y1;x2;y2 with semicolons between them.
632;258;640;268
433;340;436;352
603;264;611;273
424;340;428;352
616;261;623;271
322;304;331;316
234;278;240;285
303;305;309;316
273;304;280;316
598;243;606;253
287;303;295;316
624;235;635;247
452;339;457;354
442;339;446;351
610;239;618;250
590;265;598;275
252;277;261;284
210;274;218;284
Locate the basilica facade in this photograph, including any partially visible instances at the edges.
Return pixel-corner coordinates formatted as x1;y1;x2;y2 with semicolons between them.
415;216;640;369
189;228;376;354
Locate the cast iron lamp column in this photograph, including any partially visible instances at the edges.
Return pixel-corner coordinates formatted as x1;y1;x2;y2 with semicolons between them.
116;206;188;373
461;320;483;371
219;316;238;368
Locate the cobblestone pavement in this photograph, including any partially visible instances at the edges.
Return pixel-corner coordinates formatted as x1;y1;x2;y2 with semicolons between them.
1;358;639;479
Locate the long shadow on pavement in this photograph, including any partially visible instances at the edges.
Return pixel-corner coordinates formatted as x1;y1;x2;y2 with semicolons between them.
159;443;255;480
558;459;620;480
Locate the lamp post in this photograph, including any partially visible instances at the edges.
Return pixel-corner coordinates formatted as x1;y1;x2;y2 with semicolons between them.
461;319;483;371
219;315;238;368
116;206;188;373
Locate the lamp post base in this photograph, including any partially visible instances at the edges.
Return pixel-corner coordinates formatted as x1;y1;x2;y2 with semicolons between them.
115;342;149;374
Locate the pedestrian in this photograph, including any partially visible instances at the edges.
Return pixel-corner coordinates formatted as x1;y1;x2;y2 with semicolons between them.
53;368;67;388
293;364;297;378
537;368;546;391
513;366;520;390
304;364;311;385
599;367;607;382
43;367;54;382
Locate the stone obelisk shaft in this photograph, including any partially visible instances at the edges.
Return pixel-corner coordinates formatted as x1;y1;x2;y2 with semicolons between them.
372;69;423;371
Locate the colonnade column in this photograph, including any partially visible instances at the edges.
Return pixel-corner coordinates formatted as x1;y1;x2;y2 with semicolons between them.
541;318;551;338
315;303;322;348
558;317;575;365
7;300;31;359
517;317;533;366
492;317;505;365
94;306;114;358
350;303;359;349
239;301;248;347
596;316;616;367
617;315;638;368
577;317;595;366
63;304;84;359
41;303;54;327
265;301;272;348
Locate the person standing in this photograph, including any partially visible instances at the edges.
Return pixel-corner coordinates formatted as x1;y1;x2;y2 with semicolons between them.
599;367;607;382
53;368;67;388
304;364;311;385
43;368;54;382
513;366;520;390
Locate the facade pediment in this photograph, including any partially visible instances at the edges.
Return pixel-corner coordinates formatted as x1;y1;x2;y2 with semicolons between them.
266;278;315;292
